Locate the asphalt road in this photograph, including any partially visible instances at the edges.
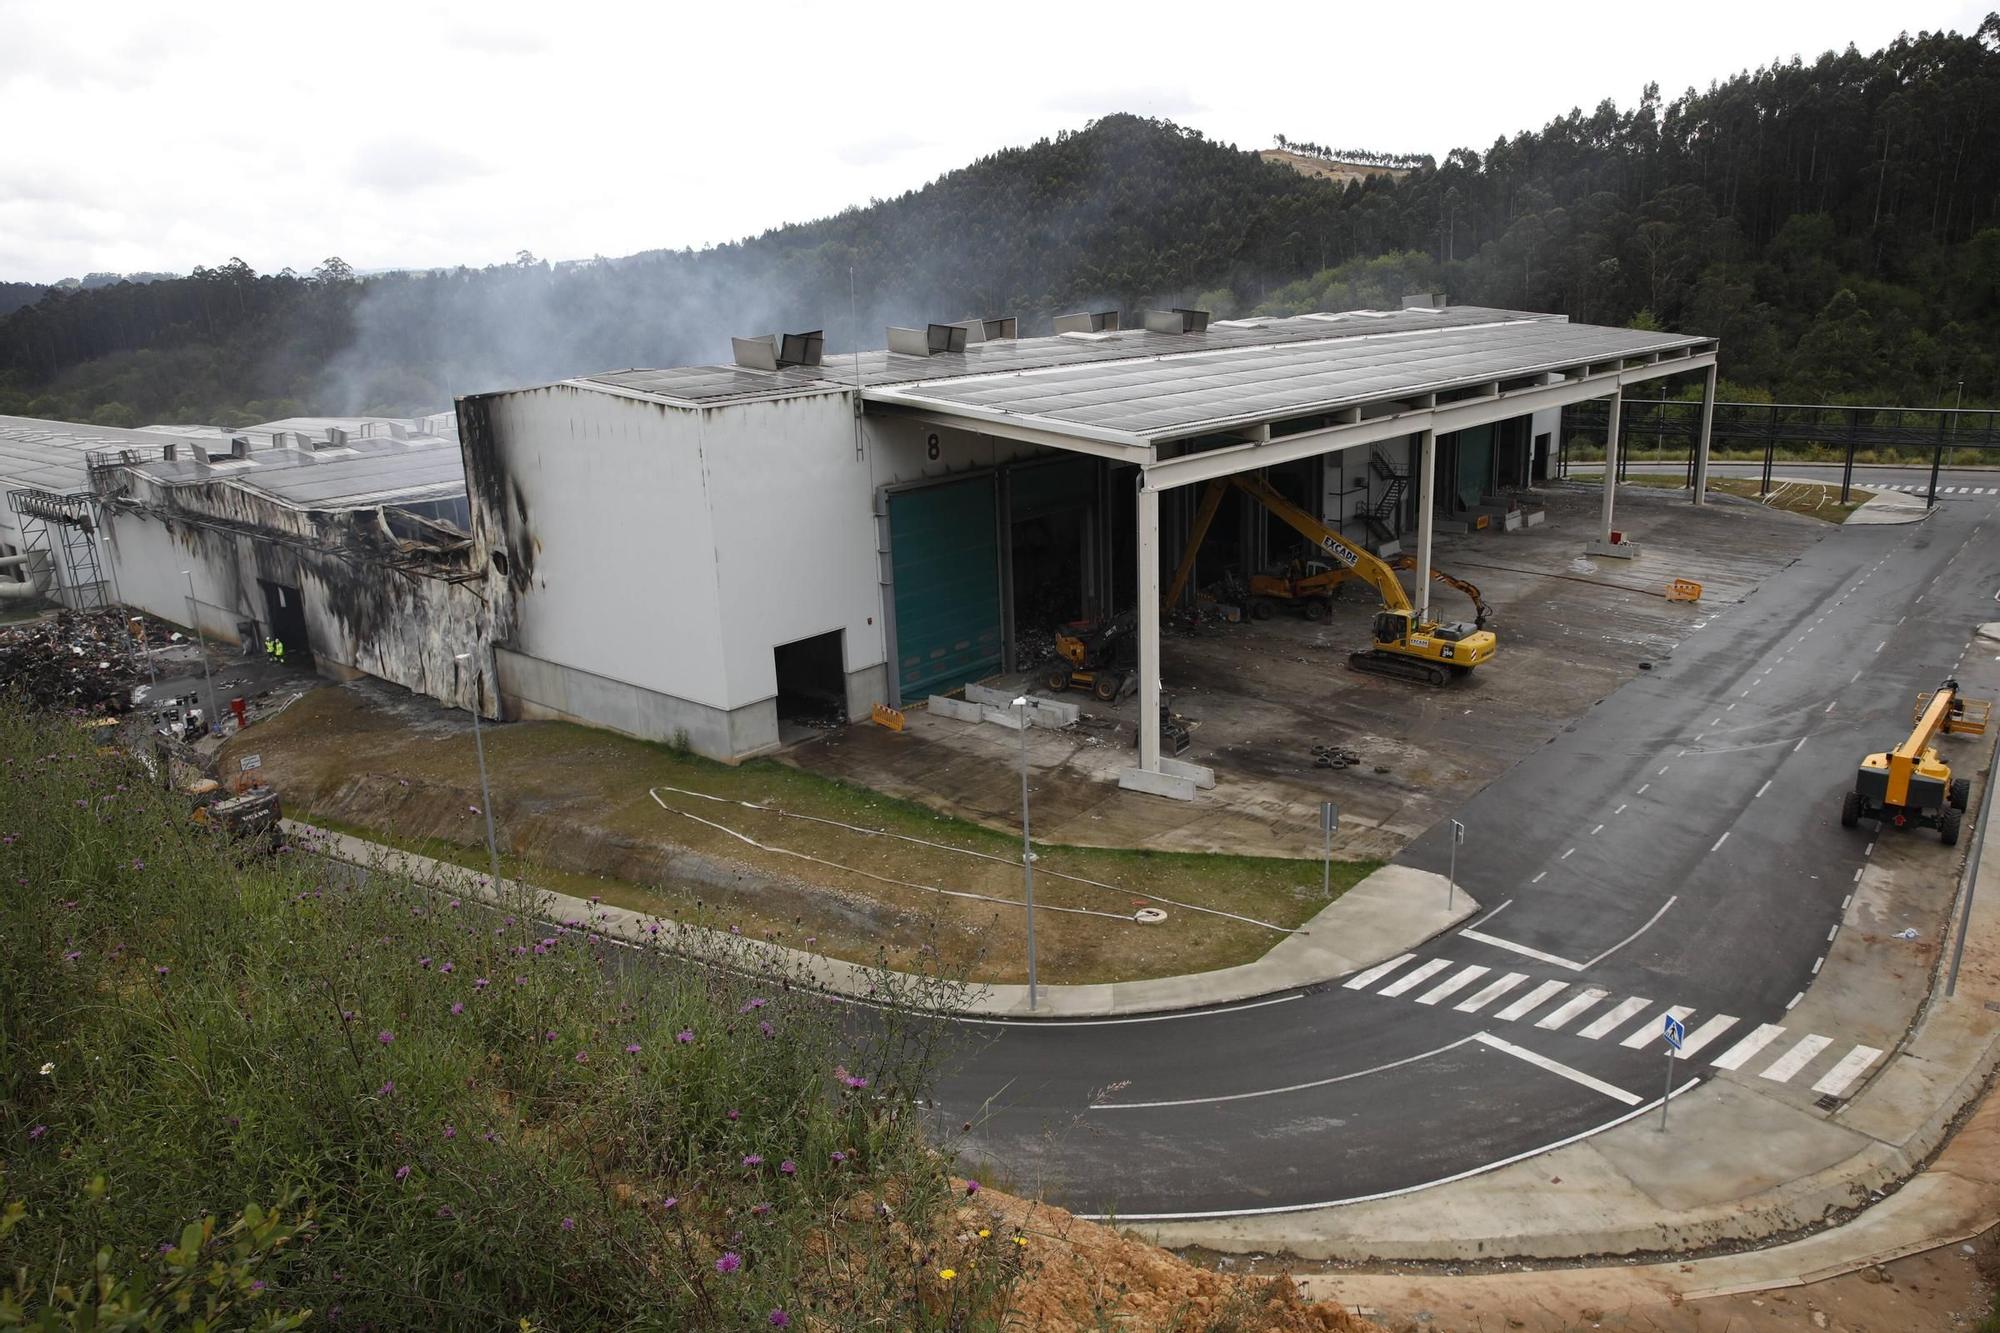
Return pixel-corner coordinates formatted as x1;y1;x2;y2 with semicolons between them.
931;491;2000;1220
1605;459;2000;497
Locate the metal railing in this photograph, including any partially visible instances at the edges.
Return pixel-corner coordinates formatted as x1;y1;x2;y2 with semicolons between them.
1561;399;2000;504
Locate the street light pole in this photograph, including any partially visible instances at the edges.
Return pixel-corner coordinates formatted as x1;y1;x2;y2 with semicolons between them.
1012;695;1039;1011
181;570;216;735
1447;819;1465;910
456;651;504;899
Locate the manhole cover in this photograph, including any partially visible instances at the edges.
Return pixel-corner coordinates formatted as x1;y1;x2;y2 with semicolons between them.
1134;907;1168;925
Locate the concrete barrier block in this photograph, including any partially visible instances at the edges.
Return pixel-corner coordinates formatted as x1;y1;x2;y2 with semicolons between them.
980;704;1028;730
927;695;982;723
1118;766;1198;801
964;683;1017;708
1160;757;1217;789
1027;697;1080;728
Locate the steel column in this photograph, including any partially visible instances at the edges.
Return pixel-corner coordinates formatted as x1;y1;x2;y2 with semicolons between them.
1691;364;1716;504
1599;387;1622;545
1415;428;1437;621
1136;482;1161;774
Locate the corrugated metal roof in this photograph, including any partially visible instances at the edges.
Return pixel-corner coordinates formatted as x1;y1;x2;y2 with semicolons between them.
577;306;1549;407
131;436;464;510
0;416;164;497
565;307;1711;443
875;318;1709;441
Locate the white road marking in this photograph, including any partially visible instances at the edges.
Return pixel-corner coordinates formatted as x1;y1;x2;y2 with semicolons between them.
1581;895;1679;969
1658;765;1670;775
1755;780;1772;799
1537;988;1611;1030
1875;641;1886;653
1761;1033;1834;1084
1377;958;1453;998
959;992;1302;1028
1474;1033;1643;1106
1864;843;1873;856
1812;955;1824;974
1841;893;1852;910
1460;928;1586;970
1828;922;1841;942
1712;1023;1787;1069
1620;1004;1694;1048
1495;979;1568;1022
1342;954;1417;990
1614;804;1627;815
1561;847;1576;859
1454;972;1528;1013
1711;832;1730;852
1531;871;1547;884
1727;703;1736;711
1852;867;1863;883
1793;737;1808;753
1787;991;1805;1010
1579;996;1652;1040
1672;1014;1740;1060
1417;964;1490;1005
1637;783;1651;794
1851;670;1863;683
1825;700;1836;713
1591;824;1604;835
1091;1035;1479;1110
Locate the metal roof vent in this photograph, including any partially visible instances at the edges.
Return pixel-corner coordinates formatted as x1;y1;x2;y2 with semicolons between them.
1400;292;1448;309
887;323;969;357
1142;308;1211;335
229;436;251;459
161;443;176;461
953;316;1017;344
1052;310;1120;335
731;330;825;371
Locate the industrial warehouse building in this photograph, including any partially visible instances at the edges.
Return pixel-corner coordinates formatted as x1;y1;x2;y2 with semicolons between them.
459;301;1718;796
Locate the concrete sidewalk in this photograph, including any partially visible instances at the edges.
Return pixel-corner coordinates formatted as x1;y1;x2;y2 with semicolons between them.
1151;774;2000;1265
1845;485;1931;525
285;822;1477;1019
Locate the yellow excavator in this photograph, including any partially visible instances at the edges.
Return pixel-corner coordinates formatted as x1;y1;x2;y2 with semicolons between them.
1163;473;1499;685
1841;678;1988;845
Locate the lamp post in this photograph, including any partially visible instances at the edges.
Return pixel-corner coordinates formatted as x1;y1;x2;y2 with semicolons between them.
181;570;216;735
1447;819;1465;910
455;651;505;899
1011;695;1039;1011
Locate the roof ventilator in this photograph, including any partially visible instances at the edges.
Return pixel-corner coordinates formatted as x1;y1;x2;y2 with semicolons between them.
951;316;1018;343
1141;308;1211;334
887;323;969;357
229;436;251;460
730;330;825;371
1400;292;1448;309
1052;310;1121;335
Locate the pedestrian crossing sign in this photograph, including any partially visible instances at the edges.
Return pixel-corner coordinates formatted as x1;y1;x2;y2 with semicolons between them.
1663;1015;1686;1051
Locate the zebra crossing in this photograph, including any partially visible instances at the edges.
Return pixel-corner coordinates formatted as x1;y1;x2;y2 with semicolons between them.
1343;954;1885;1098
1872;483;1997;495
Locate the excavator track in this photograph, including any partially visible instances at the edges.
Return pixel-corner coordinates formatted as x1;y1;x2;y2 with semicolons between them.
1348;649;1449;686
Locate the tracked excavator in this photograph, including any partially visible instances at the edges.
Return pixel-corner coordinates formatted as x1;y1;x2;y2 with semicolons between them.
1163;473;1498;685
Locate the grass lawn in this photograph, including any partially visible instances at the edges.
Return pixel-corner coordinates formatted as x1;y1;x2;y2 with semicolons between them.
1602;474;1876;522
229;685;1376;987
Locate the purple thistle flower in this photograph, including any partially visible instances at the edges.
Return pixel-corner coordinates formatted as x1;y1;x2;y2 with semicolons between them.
442;1124;456;1139
560;1217;575;1232
62;949;81;962
377;1030;395;1045
544;1030;558;1042
758;1020;774;1038
715;1252;741;1274
624;1042;641;1054
730;924;742;935
436;1205;453;1219
473;977;489;989
780;1160;796;1176
418;956;432;968
662;1196;678;1211
449;898;462;909
675;1029;695;1044
154;965;170;977
831;1151;847;1164
440;962;453;974
769;1312;791;1328
131;859;143;870
515;976;527;985
394;1165;411;1181
27;1124;47;1140
742;1154;763;1168
965;1180;981;1196
574;1050;588;1063
726;1109;739;1122
377;1080;395;1097
250;1280;265;1293
450;1001;465;1016
751;1203;770;1217
843;1074;869;1090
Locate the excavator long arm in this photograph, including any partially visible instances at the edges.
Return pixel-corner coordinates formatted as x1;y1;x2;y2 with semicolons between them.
1391;556;1491;629
1226;474;1414;613
1161;478;1231;609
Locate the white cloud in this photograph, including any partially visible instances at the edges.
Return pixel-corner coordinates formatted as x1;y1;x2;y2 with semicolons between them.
0;0;1988;282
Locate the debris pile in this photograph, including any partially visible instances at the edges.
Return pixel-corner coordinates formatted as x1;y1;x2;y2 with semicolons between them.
0;609;161;713
1311;743;1362;770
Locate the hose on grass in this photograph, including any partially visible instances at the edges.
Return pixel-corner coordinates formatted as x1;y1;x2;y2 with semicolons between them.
650;785;1298;935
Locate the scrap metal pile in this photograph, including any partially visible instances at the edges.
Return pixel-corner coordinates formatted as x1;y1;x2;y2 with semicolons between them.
0;609;158;714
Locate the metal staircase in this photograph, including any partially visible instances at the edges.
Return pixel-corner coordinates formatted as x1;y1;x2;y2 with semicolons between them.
1364;453;1407;546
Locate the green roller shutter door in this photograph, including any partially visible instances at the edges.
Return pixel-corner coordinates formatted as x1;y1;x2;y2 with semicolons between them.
889;477;1003;699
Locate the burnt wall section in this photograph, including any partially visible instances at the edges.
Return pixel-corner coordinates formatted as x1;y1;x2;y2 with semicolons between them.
101;478;496;717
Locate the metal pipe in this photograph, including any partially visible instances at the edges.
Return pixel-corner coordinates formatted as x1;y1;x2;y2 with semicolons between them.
1013;696;1039;1011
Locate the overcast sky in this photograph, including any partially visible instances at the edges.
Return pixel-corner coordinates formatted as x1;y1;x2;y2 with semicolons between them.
1;0;1988;283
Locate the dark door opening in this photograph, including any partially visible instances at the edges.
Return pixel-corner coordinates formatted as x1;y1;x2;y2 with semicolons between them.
259;580;313;669
1533;432;1552;482
774;629;846;730
1010;506;1088;658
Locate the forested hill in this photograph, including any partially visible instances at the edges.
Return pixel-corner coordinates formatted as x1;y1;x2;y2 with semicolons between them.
3;15;1997;428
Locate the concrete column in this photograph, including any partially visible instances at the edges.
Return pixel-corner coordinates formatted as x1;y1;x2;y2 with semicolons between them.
1414;428;1437;622
1136;482;1161;773
1600;386;1623;544
1692;363;1717;506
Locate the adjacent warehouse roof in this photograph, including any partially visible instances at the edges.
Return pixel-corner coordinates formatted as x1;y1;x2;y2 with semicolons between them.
0;416;175;497
127;434;464;511
564;305;1713;447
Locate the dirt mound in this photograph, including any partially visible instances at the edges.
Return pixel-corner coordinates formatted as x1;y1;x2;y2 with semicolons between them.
977;1187;1376;1331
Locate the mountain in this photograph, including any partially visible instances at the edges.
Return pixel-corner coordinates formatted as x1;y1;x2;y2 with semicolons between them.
3;15;1997;428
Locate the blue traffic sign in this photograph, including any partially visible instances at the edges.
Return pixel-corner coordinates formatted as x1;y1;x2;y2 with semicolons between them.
1663;1014;1686;1051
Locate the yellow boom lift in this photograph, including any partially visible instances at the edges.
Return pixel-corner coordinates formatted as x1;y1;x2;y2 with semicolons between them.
1840;677;1988;845
1163;474;1499;685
